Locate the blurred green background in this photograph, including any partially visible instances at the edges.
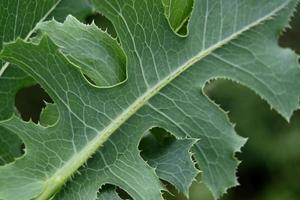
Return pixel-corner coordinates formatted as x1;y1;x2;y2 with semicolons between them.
13;2;300;200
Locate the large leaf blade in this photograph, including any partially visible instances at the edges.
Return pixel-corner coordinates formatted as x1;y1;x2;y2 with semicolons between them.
0;0;299;200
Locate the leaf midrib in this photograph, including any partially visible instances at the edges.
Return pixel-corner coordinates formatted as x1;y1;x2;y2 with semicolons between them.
33;2;289;199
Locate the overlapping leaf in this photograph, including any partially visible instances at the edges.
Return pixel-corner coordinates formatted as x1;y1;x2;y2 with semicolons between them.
0;0;95;166
0;0;61;166
0;127;23;165
0;0;62;117
0;0;300;200
49;0;94;22
38;16;127;87
162;0;193;34
98;186;122;200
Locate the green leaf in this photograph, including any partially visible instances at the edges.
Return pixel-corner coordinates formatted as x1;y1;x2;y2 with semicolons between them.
162;0;193;34
40;103;59;127
0;0;61;68
140;133;198;196
0;63;34;166
0;0;60;49
0;0;61;166
49;0;94;22
0;127;23;165
38;16;127;87
54;129;197;200
98;186;122;200
0;66;34;120
0;0;61;99
0;0;300;200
